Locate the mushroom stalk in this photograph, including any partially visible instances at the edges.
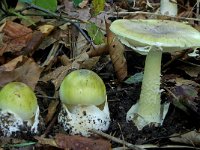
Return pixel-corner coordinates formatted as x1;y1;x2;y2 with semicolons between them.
136;49;162;127
160;0;177;16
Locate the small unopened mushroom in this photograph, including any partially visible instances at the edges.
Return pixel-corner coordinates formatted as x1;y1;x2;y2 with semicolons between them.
110;19;200;130
58;69;110;136
0;82;40;136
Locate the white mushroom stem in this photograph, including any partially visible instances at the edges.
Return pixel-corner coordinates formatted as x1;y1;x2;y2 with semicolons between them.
160;0;177;16
127;48;162;130
137;49;162;125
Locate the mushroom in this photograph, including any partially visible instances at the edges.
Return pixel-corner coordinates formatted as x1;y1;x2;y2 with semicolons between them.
58;69;110;136
0;82;40;136
110;19;200;130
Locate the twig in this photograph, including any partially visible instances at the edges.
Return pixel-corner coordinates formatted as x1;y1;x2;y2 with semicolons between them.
91;130;145;150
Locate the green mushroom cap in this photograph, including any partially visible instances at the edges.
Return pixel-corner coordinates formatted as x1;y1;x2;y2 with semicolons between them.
59;69;106;106
0;82;38;121
110;19;200;54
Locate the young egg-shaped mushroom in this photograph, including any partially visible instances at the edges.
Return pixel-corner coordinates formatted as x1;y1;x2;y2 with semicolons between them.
0;82;40;136
58;69;110;136
110;19;200;130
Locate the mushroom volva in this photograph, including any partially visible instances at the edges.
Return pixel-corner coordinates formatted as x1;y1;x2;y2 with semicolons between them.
58;69;110;136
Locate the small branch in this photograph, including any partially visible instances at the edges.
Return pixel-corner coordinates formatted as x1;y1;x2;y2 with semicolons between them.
91;130;145;150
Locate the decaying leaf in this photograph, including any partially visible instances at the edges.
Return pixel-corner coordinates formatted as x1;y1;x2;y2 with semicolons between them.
170;130;200;146
55;133;111;150
178;64;200;77
45;100;59;124
0;21;33;56
40;65;71;90
170;78;200;114
0;56;42;89
36;133;111;150
106;20;127;81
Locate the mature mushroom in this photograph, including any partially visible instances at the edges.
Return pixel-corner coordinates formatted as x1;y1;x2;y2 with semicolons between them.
0;82;40;136
110;19;200;130
58;69;110;136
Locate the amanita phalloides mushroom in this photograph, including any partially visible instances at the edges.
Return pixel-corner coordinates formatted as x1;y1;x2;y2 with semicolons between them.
0;82;40;136
58;69;110;136
110;19;200;130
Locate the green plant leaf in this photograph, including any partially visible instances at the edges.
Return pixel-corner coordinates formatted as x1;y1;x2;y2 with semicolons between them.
32;0;57;12
124;72;143;84
73;0;83;7
91;0;105;16
86;22;104;45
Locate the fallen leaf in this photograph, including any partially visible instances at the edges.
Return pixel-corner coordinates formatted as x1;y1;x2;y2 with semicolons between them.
175;78;200;87
106;20;127;81
0;55;23;71
0;56;42;89
55;133;111;150
170;130;200;146
179;64;200;77
0;21;32;56
15;58;42;89
170;78;200;114
40;65;71;90
45;100;59;124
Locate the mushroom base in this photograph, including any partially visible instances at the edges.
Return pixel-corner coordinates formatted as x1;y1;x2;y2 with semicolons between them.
58;100;110;136
127;49;169;130
0;107;41;137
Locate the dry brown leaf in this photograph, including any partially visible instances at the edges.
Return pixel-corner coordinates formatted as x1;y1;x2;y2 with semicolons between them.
18;31;44;56
55;133;112;150
170;130;200;146
81;57;100;69
87;44;108;57
45;100;59;124
178;64;200;78
0;21;32;56
0;55;23;71
106;20;127;81
175;78;200;87
40;65;71;90
0;56;42;89
72;51;90;69
15;58;42;89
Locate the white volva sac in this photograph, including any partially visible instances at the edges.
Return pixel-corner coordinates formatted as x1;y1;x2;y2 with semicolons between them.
0;82;40;136
58;69;110;136
58;100;110;136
